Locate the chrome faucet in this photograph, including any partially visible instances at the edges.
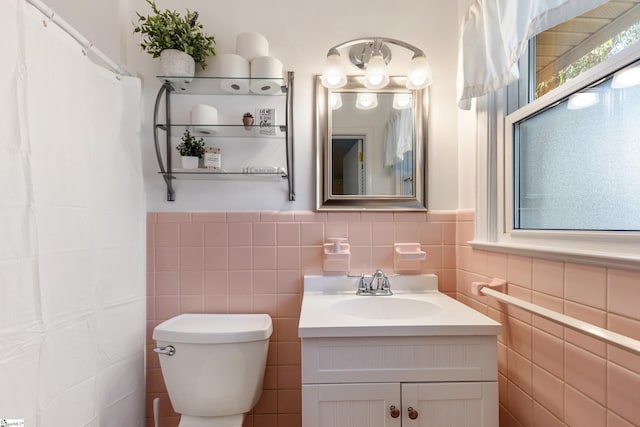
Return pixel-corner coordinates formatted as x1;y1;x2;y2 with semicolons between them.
356;269;393;295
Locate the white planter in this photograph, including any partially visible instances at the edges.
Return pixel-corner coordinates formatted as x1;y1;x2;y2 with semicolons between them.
160;49;195;78
181;156;199;169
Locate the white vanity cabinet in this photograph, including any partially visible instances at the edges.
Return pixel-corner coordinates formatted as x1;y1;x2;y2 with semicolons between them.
303;382;497;427
301;335;499;427
298;275;502;427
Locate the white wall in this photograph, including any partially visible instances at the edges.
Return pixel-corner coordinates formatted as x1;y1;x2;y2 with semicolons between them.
42;0;125;64
125;0;461;211
456;0;478;210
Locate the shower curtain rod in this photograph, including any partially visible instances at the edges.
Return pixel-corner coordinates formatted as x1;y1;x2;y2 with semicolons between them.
25;0;131;76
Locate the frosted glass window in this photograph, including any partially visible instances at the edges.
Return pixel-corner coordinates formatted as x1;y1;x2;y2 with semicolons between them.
514;61;640;231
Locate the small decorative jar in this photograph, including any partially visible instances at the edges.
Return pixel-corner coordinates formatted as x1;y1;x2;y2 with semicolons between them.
242;112;254;130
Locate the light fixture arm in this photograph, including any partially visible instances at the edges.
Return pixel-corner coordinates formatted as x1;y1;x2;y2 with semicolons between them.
326;37;425;59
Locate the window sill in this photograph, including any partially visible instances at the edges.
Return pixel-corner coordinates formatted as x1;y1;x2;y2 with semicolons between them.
468;239;640;271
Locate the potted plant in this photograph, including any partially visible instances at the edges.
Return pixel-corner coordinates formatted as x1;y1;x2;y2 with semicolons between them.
133;0;216;77
176;129;205;169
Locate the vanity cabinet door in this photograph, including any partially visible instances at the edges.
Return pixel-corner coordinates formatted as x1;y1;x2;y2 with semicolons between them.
401;382;498;427
302;383;401;427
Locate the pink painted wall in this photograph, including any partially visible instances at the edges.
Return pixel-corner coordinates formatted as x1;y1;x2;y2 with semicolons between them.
145;210;457;427
456;211;640;427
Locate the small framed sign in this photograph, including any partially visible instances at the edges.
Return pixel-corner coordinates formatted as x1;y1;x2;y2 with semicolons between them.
256;107;276;135
203;146;221;169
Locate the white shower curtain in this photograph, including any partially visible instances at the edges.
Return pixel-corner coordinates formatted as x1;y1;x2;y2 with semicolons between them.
0;0;145;425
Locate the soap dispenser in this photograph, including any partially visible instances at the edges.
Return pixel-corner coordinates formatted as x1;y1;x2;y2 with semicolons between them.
323;238;350;272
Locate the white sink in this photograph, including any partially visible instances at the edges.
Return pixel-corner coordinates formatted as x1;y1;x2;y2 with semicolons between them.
298;274;502;338
331;296;440;320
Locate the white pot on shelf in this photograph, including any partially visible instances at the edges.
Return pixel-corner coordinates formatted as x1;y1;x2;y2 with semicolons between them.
180;156;199;169
160;49;195;78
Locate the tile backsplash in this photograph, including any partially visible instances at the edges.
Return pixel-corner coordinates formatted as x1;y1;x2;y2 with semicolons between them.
146;209;640;427
145;210;457;427
456;212;640;427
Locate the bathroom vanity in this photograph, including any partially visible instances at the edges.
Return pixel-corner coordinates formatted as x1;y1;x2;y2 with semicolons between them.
298;274;502;427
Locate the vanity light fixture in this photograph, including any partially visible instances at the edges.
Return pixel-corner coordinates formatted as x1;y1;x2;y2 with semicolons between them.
406;55;432;89
321;37;432;90
322;48;348;88
393;93;412;109
330;92;343;110
611;64;640;89
567;90;600;110
355;92;378;110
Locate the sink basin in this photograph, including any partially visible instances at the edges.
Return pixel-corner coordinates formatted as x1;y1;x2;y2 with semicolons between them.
298;274;503;338
331;297;440;320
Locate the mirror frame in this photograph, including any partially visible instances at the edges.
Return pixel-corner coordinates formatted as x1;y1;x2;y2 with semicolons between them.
315;75;428;211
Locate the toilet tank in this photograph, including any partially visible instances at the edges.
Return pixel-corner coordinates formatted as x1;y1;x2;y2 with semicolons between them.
153;314;273;416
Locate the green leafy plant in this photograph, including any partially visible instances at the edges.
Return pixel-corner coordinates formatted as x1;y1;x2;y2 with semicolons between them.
133;0;216;69
176;130;205;157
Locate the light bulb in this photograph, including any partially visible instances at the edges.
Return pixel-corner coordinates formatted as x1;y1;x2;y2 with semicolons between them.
356;93;378;110
368;75;384;85
325;75;342;86
364;54;389;89
393;93;412;109
330;92;343;110
611;65;640;89
322;52;347;89
406;55;432;89
567;91;599;110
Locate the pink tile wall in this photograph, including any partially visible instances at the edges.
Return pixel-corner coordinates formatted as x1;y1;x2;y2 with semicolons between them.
456;211;640;427
146;210;457;427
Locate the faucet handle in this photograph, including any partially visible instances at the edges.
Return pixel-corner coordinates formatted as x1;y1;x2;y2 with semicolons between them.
357;274;368;294
381;274;390;289
380;274;393;294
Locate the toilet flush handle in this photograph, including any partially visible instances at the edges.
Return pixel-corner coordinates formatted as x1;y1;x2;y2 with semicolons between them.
153;345;175;356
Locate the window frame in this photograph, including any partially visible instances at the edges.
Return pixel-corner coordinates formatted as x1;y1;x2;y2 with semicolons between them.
470;40;640;270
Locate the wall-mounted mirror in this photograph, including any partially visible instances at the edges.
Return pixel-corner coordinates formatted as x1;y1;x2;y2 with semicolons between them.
315;75;428;210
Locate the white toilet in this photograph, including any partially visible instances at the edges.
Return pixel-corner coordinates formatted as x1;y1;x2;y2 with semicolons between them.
153;313;273;427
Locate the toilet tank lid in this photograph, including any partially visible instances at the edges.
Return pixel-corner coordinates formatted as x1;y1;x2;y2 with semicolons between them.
153;314;273;344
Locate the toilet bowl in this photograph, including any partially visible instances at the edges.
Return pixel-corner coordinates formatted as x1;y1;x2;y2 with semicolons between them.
153;313;273;427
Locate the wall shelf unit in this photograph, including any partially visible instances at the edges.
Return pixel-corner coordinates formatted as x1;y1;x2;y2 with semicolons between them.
153;72;295;201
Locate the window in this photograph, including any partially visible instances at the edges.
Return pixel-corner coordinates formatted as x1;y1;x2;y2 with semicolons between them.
535;6;640;99
511;58;640;232
473;2;640;267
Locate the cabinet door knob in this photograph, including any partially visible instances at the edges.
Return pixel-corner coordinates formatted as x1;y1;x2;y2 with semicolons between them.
408;406;419;420
389;405;400;418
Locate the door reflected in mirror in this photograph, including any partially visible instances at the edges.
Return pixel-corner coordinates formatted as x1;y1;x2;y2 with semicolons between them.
316;76;427;211
332;135;364;195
